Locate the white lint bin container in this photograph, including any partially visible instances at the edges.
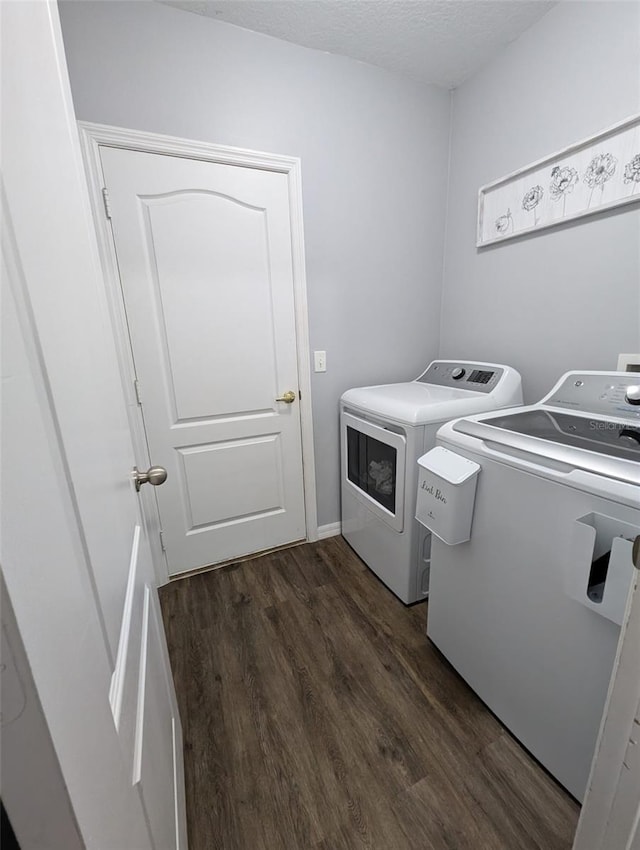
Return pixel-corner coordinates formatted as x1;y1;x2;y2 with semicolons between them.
416;447;480;545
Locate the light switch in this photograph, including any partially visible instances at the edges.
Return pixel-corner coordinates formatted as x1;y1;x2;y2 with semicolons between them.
314;350;327;372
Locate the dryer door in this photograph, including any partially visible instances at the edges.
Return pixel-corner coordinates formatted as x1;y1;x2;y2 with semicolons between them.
341;411;406;532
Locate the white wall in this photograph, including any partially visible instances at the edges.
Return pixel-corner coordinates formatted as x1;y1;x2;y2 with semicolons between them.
1;578;83;849
59;0;451;528
440;1;640;403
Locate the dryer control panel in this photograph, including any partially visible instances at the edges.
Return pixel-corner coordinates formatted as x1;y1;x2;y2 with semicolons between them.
544;372;640;420
416;361;505;394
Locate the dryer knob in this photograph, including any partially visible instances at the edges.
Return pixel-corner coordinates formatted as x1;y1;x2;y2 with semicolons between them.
625;385;640;405
451;368;466;380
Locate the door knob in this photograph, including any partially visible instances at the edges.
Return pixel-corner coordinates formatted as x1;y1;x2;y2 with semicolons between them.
275;390;296;404
133;465;168;492
633;535;640;570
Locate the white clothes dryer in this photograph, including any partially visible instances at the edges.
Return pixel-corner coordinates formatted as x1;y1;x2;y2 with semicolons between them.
426;371;640;800
340;361;523;604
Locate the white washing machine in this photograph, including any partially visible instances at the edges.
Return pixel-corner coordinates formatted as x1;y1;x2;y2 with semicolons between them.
340;360;523;604
426;371;640;801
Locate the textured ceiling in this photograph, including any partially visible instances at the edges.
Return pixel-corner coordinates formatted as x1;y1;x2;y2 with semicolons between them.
161;0;556;88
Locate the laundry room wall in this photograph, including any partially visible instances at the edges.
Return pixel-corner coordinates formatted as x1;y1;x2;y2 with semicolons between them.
439;1;640;404
58;0;450;530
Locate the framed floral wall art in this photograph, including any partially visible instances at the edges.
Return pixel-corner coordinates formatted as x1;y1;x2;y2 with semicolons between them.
477;114;640;247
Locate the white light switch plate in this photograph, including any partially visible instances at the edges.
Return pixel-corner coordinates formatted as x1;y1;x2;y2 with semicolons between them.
314;350;327;372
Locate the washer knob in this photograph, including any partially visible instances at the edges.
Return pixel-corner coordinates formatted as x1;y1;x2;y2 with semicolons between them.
625;385;640;405
619;428;640;446
451;367;466;380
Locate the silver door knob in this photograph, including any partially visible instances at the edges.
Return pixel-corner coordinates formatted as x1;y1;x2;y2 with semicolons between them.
133;465;168;492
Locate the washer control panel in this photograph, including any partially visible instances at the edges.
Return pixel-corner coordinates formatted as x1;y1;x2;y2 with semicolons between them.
416;362;505;393
544;373;640;420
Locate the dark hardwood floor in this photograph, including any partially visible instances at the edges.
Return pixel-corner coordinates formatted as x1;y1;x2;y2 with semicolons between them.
160;536;579;850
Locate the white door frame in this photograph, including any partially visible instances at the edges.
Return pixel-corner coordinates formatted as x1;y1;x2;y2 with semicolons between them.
78;122;318;583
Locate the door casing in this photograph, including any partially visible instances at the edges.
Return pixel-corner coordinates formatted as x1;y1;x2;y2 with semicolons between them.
79;123;318;584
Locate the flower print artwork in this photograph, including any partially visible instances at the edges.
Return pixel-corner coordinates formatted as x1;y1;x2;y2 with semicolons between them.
522;185;543;225
584;152;617;206
549;165;579;215
584;153;617;188
495;208;513;235
477;116;640;246
623;154;640;194
549;166;579;200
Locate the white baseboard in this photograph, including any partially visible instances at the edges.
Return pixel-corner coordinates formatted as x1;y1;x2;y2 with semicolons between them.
317;522;342;540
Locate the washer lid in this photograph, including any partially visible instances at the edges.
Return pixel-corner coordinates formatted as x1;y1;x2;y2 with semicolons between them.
453;408;640;485
482;409;640;462
341;382;487;425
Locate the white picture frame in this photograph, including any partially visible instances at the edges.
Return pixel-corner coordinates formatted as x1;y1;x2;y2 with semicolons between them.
477;114;640;247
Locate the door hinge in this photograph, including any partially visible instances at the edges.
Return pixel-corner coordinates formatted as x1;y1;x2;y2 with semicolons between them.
134;378;142;405
159;530;166;552
101;187;112;219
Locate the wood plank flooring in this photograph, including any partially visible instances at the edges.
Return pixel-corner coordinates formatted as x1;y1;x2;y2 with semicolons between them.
159;536;579;850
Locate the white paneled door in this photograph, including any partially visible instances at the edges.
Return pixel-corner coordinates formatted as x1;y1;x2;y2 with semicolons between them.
1;2;186;847
99;147;307;575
